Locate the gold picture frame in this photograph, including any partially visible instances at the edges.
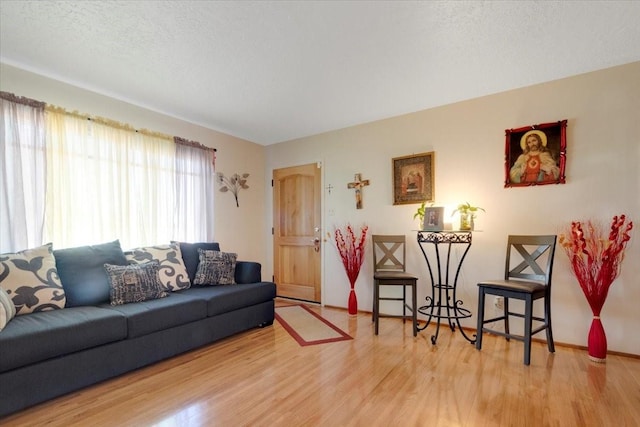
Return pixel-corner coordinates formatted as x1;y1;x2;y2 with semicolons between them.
392;152;435;205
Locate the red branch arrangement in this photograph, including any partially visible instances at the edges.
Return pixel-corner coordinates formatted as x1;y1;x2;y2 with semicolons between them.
559;214;633;310
559;214;633;361
333;224;369;286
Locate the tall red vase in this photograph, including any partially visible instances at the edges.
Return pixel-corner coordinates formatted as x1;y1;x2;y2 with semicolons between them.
588;317;607;363
348;287;358;316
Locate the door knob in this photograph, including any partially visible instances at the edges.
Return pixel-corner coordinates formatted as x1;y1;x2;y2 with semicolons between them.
311;237;321;252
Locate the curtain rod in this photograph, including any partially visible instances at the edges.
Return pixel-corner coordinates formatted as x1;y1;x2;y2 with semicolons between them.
45;105;175;140
1;91;45;109
4;91;217;153
174;136;217;152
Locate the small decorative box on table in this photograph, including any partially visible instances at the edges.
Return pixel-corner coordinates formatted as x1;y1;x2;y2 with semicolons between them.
416;230;476;345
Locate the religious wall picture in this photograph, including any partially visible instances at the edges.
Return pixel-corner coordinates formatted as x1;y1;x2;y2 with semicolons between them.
422;206;444;231
505;120;567;188
347;173;370;209
392;152;434;205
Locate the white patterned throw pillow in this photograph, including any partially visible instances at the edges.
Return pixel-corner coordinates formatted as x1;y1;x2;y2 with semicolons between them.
193;250;237;286
125;243;191;292
0;286;16;330
0;243;66;315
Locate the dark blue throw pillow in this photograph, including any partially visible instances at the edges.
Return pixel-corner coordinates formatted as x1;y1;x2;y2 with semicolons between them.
54;240;128;307
173;241;220;283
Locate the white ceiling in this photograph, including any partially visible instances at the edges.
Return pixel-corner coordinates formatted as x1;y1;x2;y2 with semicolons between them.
1;1;639;145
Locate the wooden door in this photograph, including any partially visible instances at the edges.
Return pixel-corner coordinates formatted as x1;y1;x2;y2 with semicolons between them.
273;163;321;302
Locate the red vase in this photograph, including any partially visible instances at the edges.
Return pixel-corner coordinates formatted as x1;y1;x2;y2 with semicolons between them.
348;288;358;316
588;317;607;363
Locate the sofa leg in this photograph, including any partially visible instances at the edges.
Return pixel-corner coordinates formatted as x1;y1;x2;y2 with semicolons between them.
258;320;274;328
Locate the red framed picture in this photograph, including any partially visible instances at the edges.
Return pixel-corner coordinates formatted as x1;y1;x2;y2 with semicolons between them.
504;120;567;188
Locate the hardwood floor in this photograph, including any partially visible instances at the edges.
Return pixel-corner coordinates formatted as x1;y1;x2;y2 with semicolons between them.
3;303;639;426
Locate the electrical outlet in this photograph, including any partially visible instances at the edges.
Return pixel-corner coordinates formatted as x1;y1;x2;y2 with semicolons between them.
494;296;504;310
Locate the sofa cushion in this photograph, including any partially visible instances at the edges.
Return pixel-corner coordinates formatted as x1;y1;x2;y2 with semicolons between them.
0;243;66;315
0;286;16;331
98;292;207;338
125;243;190;291
179;282;276;317
194;250;237;286
174;241;220;283
104;261;168;305
54;240;128;307
0;306;127;373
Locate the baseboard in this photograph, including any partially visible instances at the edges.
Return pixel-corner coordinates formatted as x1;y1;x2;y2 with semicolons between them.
321;305;640;360
476;327;640;359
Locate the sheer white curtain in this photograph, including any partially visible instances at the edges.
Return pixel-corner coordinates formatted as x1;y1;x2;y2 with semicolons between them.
45;108;177;249
1;96;215;252
0;93;46;252
174;140;215;243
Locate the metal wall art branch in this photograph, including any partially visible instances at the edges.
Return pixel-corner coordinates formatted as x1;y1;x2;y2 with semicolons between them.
216;172;249;207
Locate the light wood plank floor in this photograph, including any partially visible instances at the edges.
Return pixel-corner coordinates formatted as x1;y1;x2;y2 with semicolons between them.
2;303;639;426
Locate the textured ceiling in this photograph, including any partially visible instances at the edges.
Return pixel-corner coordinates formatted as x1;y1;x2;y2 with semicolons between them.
1;1;639;145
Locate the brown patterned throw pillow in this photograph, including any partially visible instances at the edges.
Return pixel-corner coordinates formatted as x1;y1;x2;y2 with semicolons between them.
0;243;66;315
193;250;237;285
125;243;191;292
104;261;168;305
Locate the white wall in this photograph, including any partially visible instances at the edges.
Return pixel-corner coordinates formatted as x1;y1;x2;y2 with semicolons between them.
3;61;638;354
0;63;268;265
265;62;640;355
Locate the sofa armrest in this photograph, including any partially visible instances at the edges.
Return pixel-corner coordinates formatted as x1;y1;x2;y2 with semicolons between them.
235;261;262;284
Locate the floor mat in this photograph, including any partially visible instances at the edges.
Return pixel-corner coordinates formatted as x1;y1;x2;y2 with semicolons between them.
275;304;352;346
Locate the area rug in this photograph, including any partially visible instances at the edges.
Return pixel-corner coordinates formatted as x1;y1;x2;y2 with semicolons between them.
275;304;352;346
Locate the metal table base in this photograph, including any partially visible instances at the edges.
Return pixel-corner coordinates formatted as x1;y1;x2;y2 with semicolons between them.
416;231;476;345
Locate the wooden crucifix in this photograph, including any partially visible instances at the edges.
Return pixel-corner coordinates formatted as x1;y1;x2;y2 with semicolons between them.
347;173;370;209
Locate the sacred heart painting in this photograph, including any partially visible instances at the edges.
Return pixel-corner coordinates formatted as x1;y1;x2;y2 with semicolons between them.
504;120;567;188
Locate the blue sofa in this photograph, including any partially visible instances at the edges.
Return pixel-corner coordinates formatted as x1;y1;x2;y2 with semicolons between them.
0;241;276;417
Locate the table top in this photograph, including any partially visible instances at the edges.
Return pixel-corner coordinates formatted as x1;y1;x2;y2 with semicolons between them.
414;229;475;233
416;230;473;243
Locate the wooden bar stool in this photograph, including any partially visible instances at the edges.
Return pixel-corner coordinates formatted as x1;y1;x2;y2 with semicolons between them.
476;235;557;365
372;235;418;336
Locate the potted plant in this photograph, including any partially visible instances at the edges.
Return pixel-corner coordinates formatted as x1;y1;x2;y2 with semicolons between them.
413;201;431;228
452;202;485;230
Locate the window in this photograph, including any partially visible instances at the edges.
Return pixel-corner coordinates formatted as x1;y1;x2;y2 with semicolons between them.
1;93;215;252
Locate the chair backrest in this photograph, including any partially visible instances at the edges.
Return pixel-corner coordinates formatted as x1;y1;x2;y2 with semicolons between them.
504;235;557;286
372;235;407;273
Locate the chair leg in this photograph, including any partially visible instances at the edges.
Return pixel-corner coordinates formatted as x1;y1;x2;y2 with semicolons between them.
476;288;485;350
372;281;377;323
524;296;533;365
411;282;418;337
374;282;380;335
402;285;406;324
503;297;510;341
545;296;555;353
